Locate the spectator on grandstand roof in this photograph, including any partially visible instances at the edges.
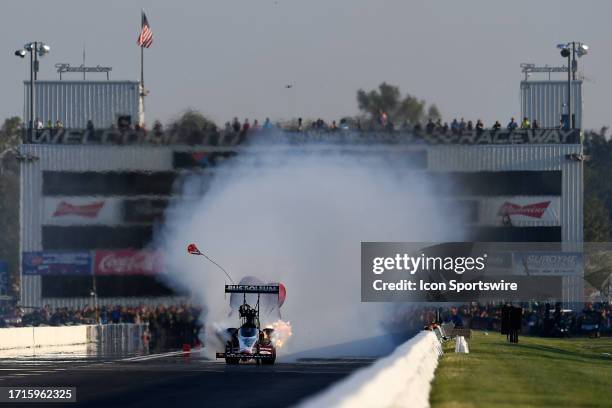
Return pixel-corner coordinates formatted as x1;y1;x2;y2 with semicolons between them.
36;118;43;130
441;122;449;134
451;118;459;134
426;119;435;134
379;110;388;127
559;118;566;129
55;120;64;129
459;118;466;131
476;119;484;132
507;117;518;131
521;117;531;129
466;120;474;131
263;117;272;129
46;120;53;129
492;120;501;131
252;119;260;131
232;117;241;133
532;119;540;129
297;117;303;132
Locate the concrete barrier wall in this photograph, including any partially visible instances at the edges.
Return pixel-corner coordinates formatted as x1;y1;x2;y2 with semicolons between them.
33;326;90;347
0;327;37;350
0;325;92;350
299;331;443;408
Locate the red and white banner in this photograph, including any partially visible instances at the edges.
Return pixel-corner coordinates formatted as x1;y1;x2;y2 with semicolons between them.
479;196;560;226
94;250;163;275
44;197;121;226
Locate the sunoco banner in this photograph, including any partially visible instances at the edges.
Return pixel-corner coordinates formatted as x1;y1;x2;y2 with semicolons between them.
512;252;583;276
22;252;92;275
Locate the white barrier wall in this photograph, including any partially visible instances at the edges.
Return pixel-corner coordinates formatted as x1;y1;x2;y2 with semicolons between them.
300;331;443;408
0;325;92;350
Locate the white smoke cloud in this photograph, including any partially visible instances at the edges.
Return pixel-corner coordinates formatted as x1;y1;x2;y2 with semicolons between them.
155;141;465;358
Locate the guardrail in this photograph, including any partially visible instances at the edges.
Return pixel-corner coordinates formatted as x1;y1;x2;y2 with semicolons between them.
299;330;443;408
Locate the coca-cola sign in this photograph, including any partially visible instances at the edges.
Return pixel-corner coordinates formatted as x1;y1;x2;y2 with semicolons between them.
94;250;163;275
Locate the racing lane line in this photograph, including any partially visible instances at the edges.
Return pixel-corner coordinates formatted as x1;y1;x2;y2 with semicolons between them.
119;350;195;362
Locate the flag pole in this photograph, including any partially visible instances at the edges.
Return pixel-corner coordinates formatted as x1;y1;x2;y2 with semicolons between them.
139;45;145;127
138;11;145;128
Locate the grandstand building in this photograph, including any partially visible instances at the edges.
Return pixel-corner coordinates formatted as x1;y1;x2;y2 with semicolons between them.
19;128;583;307
24;80;141;129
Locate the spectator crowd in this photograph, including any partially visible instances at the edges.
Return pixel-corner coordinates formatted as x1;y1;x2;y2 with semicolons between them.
405;302;612;338
1;303;203;350
28;111;566;147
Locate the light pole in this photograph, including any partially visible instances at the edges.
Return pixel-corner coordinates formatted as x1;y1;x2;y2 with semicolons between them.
14;42;51;135
557;42;588;129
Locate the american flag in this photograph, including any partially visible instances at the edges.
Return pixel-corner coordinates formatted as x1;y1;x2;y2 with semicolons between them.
137;11;153;48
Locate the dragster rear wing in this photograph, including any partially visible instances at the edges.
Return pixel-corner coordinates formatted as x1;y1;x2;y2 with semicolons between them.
225;284;279;294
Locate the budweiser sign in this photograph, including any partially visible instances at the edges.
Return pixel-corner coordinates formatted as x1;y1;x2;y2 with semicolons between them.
53;201;105;218
94;250;163;275
497;201;551;218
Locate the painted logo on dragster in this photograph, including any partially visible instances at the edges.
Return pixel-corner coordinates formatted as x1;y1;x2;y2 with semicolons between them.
224;284;279;293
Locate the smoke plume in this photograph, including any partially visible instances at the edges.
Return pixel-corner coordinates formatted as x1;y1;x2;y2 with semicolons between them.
155;140;464;358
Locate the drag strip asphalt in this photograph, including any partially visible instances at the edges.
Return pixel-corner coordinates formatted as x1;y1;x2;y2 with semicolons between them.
0;351;373;407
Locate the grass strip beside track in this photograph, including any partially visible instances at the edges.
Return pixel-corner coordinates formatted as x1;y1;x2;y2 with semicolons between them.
430;331;612;408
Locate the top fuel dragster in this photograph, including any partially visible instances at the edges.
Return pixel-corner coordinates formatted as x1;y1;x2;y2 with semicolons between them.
216;284;280;365
187;243;288;365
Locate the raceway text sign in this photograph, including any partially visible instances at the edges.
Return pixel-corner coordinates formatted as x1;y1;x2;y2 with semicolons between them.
27;128;580;145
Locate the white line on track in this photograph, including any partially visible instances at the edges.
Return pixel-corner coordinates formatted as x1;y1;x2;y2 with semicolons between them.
120;349;202;362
